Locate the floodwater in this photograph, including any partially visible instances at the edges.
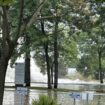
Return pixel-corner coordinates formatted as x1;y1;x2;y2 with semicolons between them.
4;58;105;105
3;87;105;105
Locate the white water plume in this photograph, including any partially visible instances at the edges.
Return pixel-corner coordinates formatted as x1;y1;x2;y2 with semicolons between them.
5;57;86;85
5;57;47;83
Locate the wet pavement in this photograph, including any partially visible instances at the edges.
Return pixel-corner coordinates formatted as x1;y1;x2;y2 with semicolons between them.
3;87;105;105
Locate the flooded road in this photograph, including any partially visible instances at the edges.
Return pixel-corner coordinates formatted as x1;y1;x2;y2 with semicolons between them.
3;87;105;105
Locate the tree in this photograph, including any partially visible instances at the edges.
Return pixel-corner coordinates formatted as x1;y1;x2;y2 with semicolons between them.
70;0;105;83
77;27;105;81
0;0;47;104
25;34;30;86
53;17;59;88
40;18;52;89
32;0;80;88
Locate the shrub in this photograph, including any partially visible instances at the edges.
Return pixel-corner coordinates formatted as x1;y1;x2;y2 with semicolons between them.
32;94;58;105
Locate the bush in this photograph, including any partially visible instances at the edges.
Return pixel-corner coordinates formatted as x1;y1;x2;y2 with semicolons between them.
32;94;58;105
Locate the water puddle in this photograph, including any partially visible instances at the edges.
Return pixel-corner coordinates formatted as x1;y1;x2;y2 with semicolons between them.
3;88;105;105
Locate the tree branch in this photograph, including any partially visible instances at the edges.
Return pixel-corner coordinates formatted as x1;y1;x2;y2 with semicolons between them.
35;14;62;20
14;0;24;45
2;6;9;40
26;0;47;28
13;0;47;45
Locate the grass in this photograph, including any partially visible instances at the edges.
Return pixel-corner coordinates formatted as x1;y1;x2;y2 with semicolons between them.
32;94;58;105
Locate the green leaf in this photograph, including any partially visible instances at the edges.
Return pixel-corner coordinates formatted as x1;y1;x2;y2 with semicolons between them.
95;0;105;2
0;0;13;5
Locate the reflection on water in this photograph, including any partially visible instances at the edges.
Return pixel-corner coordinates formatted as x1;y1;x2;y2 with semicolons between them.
3;88;105;105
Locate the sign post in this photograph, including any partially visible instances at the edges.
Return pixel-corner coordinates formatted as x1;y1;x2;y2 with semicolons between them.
16;87;28;105
82;92;94;105
69;92;81;105
74;98;76;105
69;92;94;105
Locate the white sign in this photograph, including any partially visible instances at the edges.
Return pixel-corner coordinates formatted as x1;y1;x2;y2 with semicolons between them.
15;63;25;85
16;87;28;95
82;93;87;100
82;92;93;100
69;92;81;100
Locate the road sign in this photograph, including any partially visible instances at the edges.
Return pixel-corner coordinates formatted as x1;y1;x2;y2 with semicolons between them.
69;92;81;100
16;87;28;95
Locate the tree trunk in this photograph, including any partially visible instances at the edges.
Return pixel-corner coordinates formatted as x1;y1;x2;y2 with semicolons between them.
0;69;6;105
0;6;14;104
0;42;14;104
44;43;52;89
25;56;30;86
51;64;54;85
25;35;30;86
98;51;103;83
54;18;59;89
0;57;9;105
40;19;52;89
